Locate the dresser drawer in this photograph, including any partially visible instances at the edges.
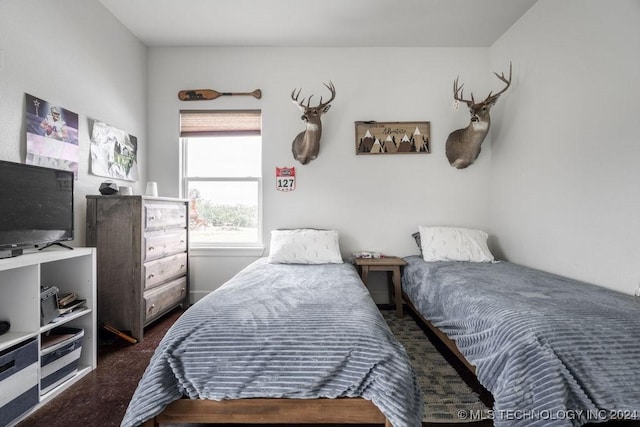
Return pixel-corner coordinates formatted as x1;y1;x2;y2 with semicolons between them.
145;202;187;230
144;277;187;322
144;230;187;261
144;253;188;290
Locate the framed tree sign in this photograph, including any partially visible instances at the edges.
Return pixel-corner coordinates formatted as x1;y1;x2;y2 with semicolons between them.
355;121;430;155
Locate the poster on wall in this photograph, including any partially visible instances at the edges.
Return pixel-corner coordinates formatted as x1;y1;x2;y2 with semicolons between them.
24;93;79;177
89;120;139;181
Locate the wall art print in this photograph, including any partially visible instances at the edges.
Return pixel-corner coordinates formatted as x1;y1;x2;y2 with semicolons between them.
355;121;430;155
24;93;79;177
89;120;139;181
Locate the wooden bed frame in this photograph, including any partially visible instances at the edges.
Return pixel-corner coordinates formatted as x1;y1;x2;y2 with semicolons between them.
401;292;476;375
140;397;390;426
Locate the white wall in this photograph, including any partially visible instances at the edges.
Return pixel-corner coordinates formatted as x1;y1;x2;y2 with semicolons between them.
6;0;635;300
489;0;640;294
0;0;148;246
147;47;496;300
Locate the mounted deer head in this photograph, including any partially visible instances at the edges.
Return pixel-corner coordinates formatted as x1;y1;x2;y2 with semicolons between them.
290;81;336;165
445;63;512;169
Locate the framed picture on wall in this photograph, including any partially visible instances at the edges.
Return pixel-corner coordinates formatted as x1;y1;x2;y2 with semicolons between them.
355;121;430;155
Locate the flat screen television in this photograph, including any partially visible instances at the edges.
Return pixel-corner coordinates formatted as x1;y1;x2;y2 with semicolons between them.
0;160;74;258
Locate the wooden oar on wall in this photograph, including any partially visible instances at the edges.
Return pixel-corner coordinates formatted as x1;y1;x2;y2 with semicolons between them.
178;89;262;101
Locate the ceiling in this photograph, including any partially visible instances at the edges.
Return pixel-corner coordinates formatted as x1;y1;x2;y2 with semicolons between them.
98;0;538;48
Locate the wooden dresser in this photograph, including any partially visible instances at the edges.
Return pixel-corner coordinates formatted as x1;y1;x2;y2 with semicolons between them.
86;195;189;341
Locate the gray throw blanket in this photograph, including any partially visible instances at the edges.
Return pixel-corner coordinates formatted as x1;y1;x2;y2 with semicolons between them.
402;255;640;427
122;258;423;427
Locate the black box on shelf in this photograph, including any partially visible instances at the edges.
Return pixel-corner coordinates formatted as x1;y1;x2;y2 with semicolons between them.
40;327;84;395
40;286;59;326
0;338;39;426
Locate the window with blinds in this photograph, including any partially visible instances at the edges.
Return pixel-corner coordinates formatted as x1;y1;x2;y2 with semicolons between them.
180;110;262;247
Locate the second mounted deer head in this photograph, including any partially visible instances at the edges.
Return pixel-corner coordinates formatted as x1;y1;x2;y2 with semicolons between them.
290;81;336;165
445;63;512;169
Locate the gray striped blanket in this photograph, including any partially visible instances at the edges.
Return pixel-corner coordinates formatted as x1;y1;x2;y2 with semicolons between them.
122;258;423;427
402;255;640;427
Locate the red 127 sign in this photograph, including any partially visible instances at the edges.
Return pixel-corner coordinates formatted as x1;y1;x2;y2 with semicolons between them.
276;167;296;191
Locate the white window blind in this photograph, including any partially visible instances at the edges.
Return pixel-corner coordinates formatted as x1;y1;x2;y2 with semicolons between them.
179;110;261;137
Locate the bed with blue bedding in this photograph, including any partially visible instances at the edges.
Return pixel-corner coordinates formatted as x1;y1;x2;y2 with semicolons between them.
402;255;640;427
122;258;423;427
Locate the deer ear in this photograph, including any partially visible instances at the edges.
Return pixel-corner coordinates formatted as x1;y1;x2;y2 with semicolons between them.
322;105;332;113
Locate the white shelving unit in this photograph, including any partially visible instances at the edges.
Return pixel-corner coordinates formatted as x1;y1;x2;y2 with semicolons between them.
0;247;96;426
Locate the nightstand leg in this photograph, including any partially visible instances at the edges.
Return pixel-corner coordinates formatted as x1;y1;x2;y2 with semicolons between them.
392;267;403;318
361;266;369;287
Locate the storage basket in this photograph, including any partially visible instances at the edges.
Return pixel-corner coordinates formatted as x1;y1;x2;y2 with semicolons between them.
40;327;84;395
0;338;39;426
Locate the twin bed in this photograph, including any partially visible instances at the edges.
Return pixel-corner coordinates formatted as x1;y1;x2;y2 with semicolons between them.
402;226;640;426
122;229;423;427
122;227;640;427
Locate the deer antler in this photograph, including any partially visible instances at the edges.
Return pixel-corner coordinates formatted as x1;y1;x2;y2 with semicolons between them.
291;81;336;111
291;88;305;110
317;81;336;110
453;77;475;106
453;62;512;107
483;62;512;105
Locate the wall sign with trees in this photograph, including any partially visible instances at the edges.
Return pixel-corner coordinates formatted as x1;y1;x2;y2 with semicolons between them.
355;121;430;155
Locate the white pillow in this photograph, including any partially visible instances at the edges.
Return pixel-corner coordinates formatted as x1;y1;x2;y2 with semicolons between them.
268;229;343;264
419;226;494;262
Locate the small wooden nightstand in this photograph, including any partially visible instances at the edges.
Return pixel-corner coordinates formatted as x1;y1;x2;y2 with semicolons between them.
353;256;407;317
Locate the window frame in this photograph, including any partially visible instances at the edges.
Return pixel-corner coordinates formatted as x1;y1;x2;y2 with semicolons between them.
179;111;263;251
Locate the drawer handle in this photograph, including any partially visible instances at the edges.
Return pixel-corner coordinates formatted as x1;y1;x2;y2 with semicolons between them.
180;264;185;269
148;246;155;251
181;287;186;293
147;274;155;279
0;359;15;375
148;216;156;221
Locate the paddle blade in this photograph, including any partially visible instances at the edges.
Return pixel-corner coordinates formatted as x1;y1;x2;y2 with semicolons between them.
178;89;222;101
